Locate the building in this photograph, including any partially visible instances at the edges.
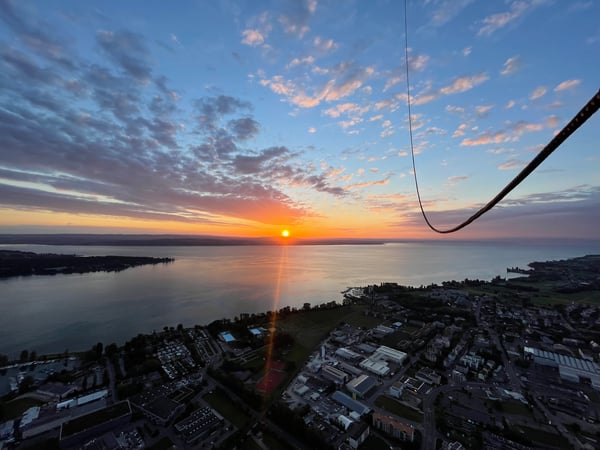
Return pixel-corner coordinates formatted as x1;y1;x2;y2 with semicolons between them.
372;346;408;365
37;383;77;401
59;401;132;449
335;348;362;362
372;412;415;441
347;421;369;449
460;354;484;371
359;358;390;376
346;375;377;399
331;391;371;416
415;367;441;385
174;407;224;444
130;387;185;426
525;346;600;390
322;365;349;385
337;415;354;431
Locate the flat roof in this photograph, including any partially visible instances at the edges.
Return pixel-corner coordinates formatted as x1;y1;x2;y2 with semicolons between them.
219;331;236;342
331;391;371;415
347;374;377;395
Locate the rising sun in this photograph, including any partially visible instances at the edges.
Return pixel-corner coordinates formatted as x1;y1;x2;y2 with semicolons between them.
281;229;290;238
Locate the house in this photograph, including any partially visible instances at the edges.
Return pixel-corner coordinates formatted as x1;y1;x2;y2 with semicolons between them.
372;413;415;442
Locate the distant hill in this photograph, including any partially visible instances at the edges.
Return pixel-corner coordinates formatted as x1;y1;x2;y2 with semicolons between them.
0;234;385;246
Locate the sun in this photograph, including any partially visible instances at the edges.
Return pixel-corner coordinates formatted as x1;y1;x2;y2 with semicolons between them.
281;229;290;238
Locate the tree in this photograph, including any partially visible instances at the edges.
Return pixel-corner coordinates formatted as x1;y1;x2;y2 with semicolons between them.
29;350;37;362
19;375;34;394
95;342;103;358
20;349;29;363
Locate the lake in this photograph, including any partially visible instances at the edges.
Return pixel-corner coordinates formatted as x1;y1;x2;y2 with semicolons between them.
1;240;598;356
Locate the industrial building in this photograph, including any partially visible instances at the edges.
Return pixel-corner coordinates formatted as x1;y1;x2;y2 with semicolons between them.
331;391;371;416
346;374;378;398
524;346;600;390
322;365;350;385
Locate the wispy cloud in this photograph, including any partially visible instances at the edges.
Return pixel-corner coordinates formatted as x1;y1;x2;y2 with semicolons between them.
554;79;581;92
529;86;547;100
428;0;475;27
500;56;521;75
260;63;375;108
414;73;489;105
478;0;548;36
446;175;469;185
498;159;526;170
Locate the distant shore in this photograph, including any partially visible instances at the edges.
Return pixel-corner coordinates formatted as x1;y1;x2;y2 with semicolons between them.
0;250;173;278
1;233;598;247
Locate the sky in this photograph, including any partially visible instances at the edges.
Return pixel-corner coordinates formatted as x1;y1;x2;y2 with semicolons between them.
0;0;598;240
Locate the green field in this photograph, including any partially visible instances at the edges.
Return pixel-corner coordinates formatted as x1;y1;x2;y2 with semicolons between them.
261;430;295;450
203;390;251;429
375;395;424;423
516;425;571;448
1;397;44;420
278;304;379;367
146;437;174;450
501;400;533;416
359;435;390;449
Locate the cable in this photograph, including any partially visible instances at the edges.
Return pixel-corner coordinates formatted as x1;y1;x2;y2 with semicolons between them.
403;0;600;234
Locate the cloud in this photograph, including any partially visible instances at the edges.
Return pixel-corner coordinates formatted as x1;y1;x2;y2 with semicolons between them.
554;79;581;92
529;86;547;100
323;102;369;118
500;56;522;75
399;185;600;239
313;36;337;53
241;29;266;46
96;30;152;82
440;73;489;95
428;0;475;27
278;0;317;37
345;176;390;190
463;47;472;56
384;76;402;92
228;117;260;141
408;54;430;71
505;100;516;109
475;104;494;116
414;73;489;105
478;0;548;36
308;127;316;133
452;123;468;138
498;159;526;170
461;131;513;146
260;63;375;108
446;105;465;114
195;95;252;132
287;55;315;68
0;17;350;230
446;175;469;186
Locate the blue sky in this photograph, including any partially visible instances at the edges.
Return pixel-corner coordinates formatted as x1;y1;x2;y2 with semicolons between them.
0;0;598;239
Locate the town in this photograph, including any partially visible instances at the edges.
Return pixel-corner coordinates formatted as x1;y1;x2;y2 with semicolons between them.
1;255;600;449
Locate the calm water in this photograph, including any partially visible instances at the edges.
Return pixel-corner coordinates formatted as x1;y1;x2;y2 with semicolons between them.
1;241;598;356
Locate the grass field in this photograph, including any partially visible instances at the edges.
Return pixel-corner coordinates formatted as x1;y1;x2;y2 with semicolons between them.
278;304;379;368
501;400;533;416
203;390;251;429
1;397;43;420
261;430;295;450
516;425;571;448
375;395;424;423
146;437;174;450
359;435;390;449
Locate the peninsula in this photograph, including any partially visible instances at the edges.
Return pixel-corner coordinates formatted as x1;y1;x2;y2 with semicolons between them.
0;250;174;278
